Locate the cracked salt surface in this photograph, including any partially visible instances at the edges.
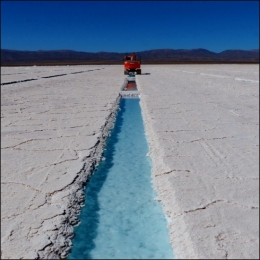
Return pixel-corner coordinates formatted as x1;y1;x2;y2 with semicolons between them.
136;64;259;259
68;98;174;259
1;65;124;259
1;64;259;259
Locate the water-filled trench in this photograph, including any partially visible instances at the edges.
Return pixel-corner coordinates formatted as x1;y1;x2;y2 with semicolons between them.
68;97;174;259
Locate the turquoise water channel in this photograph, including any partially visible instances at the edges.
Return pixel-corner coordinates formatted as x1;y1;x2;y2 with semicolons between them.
68;98;174;259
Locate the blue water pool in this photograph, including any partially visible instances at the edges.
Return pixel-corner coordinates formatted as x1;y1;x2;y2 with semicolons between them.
68;98;174;259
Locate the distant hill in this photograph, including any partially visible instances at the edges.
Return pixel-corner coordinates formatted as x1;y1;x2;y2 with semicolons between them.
1;48;259;66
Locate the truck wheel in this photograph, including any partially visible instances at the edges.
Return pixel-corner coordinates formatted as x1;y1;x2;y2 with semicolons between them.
137;70;141;75
124;70;128;75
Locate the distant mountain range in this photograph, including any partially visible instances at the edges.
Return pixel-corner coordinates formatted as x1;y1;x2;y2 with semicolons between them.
1;48;259;66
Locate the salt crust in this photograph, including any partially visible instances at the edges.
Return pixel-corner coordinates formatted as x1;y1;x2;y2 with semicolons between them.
136;64;259;259
1;64;259;259
1;65;122;259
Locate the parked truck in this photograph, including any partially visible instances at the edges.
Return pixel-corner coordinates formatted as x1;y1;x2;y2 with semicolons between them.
123;53;141;75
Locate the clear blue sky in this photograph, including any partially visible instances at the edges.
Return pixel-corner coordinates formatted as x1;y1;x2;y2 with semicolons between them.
1;1;259;53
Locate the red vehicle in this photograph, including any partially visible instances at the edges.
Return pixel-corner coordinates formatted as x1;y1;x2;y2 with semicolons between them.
123;52;141;75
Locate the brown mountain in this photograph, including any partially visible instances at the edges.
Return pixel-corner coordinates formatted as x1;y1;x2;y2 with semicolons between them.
1;48;259;66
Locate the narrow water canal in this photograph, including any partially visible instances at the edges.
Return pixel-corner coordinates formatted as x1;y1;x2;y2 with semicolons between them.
68;98;174;259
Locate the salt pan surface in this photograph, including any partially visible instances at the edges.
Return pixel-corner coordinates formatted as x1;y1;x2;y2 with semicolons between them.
136;64;259;259
1;64;259;259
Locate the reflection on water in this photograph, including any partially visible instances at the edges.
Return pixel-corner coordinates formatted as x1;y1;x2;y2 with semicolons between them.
125;81;137;91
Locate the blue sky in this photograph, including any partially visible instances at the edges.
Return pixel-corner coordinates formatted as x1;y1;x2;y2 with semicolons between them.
1;1;259;53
